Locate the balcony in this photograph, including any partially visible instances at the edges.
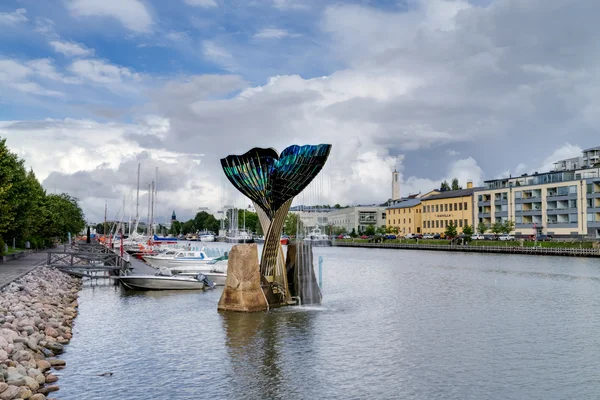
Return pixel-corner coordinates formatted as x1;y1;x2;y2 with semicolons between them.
478;213;491;218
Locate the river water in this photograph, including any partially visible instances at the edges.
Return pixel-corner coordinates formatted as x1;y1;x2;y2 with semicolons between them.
55;246;600;400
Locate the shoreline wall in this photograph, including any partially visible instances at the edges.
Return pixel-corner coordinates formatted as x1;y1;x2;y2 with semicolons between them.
0;266;81;399
332;241;600;258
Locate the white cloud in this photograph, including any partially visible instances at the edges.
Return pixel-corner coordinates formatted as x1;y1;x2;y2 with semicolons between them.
184;0;217;7
253;28;297;39
538;143;583;173
202;41;236;71
0;58;71;97
67;0;152;33
69;59;140;84
0;8;27;25
49;40;94;57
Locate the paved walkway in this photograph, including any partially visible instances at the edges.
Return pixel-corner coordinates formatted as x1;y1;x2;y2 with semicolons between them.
0;249;56;289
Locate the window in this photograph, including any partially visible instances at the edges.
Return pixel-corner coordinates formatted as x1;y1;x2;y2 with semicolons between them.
478;195;482;201
515;191;522;199
409;209;411;214
393;219;395;224
464;219;467;227
454;219;458;226
516;216;522;223
569;214;578;223
588;213;595;222
502;192;508;201
464;202;468;210
436;205;439;212
445;220;448;227
587;199;593;207
409;218;411;223
445;204;448;212
569;199;577;209
459;219;463;227
454;203;457;211
436;220;439;228
404;219;406;224
404;209;406;214
587;184;593;194
459;202;463;211
569;185;577;195
408;228;411;233
428;205;431;213
382;213;386;219
501;204;508;212
515;203;522;211
423;206;426;213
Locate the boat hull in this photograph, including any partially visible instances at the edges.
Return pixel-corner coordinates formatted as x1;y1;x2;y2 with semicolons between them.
142;257;214;269
303;239;332;247
226;238;254;244
202;272;227;286
118;276;207;290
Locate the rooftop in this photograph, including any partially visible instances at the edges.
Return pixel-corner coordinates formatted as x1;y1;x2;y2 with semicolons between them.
386;198;421;210
421;188;479;200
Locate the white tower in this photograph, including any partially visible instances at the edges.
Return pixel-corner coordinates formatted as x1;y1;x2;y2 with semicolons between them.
392;169;400;201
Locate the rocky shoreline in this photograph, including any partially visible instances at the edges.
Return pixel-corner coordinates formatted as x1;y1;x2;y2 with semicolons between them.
0;267;80;399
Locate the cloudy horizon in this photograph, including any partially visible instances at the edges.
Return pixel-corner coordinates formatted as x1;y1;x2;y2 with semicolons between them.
1;0;598;223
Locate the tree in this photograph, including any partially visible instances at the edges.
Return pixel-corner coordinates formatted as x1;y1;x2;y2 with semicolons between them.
445;221;457;238
386;225;399;234
284;213;303;236
462;224;474;236
491;221;504;236
451;178;462;191
364;225;376;236
477;222;488;234
375;226;386;235
333;204;341;209
502;220;515;234
169;220;182;236
440;180;450;191
181;220;195;234
350;228;357;237
332;226;347;236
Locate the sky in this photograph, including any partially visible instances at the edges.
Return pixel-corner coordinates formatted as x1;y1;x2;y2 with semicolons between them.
1;0;599;224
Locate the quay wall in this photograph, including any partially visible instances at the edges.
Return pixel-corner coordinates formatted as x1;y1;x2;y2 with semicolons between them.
332;241;600;258
0;265;80;399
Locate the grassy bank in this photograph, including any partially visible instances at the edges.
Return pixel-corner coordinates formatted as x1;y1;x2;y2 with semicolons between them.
335;239;596;248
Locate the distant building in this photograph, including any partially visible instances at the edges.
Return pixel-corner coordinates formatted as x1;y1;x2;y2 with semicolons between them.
327;206;387;233
386;198;422;235
392;169;400;201
171;210;177;222
420;187;478;235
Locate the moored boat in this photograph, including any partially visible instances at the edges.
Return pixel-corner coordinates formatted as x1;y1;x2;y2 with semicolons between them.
117;268;214;290
142;249;218;268
226;230;254;244
303;225;331;247
176;255;228;285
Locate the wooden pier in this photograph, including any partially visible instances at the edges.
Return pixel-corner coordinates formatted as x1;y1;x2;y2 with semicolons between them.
47;243;131;278
332;241;600;258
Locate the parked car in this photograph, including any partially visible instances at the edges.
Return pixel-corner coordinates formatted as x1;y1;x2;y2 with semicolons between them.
337;234;345;239
498;234;515;241
433;233;441;239
384;234;397;239
471;234;484;240
536;234;552;241
404;233;416;239
483;234;496;240
360;235;369;239
343;235;351;239
423;234;434;239
414;234;423;239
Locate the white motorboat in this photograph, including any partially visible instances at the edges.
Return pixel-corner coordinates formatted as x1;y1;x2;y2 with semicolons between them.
117;268;214;291
200;233;215;242
176;256;228;285
142;249;218;269
303;225;331;246
226;230;254;243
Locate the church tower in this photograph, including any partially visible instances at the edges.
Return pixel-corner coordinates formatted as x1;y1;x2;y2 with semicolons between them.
392;169;400;201
171;210;177;222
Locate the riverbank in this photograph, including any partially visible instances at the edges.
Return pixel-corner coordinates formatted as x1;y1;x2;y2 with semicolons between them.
0;266;80;399
333;241;600;257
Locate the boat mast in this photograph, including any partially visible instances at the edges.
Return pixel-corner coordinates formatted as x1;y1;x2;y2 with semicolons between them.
134;163;140;234
154;167;158;236
150;180;155;237
104;201;107;243
147;182;151;236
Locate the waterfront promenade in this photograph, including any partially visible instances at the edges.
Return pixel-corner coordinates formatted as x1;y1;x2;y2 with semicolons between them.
333;241;600;258
0;249;59;288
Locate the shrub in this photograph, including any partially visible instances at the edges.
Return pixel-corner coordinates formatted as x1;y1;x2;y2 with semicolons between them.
0;237;4;256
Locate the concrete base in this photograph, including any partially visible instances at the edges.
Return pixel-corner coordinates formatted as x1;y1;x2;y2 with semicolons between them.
217;244;269;312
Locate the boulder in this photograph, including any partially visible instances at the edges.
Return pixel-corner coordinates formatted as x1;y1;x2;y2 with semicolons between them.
34;362;49;373
217;244;269;312
17;386;32;399
42;343;62;355
36;386;58;395
47;360;64;367
0;385;19;400
29;395;45;400
44;375;57;384
0;383;7;393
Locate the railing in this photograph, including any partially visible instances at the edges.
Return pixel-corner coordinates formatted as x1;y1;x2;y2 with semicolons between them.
332;241;600;257
47;243;131;277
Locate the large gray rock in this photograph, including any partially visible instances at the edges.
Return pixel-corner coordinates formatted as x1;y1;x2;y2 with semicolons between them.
0;385;18;400
217;244;269;313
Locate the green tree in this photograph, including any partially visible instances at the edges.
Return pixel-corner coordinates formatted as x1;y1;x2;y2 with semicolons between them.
375;226;386;235
350;228;357;237
238;209;258;233
491;221;504;236
502;220;515;234
332;226;347;236
451;178;462;191
477;222;488;234
462;224;474;236
333;204;341;209
169;220;182;235
44;194;85;242
181;220;195;234
364;225;376;236
440;180;451;191
284;213;303;236
445;221;458;238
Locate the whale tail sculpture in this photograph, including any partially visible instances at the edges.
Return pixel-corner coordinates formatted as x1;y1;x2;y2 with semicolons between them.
219;144;331;310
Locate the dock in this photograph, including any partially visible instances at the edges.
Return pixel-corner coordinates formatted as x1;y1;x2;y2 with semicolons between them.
332;241;600;258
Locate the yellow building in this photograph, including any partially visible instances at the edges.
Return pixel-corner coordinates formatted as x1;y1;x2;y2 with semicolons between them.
420;187;476;235
386;198;422;235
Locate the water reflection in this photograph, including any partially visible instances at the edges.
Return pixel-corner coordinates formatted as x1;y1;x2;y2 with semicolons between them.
220;309;318;400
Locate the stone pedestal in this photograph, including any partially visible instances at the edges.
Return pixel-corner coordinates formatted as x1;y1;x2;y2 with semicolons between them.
218;244;269;312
